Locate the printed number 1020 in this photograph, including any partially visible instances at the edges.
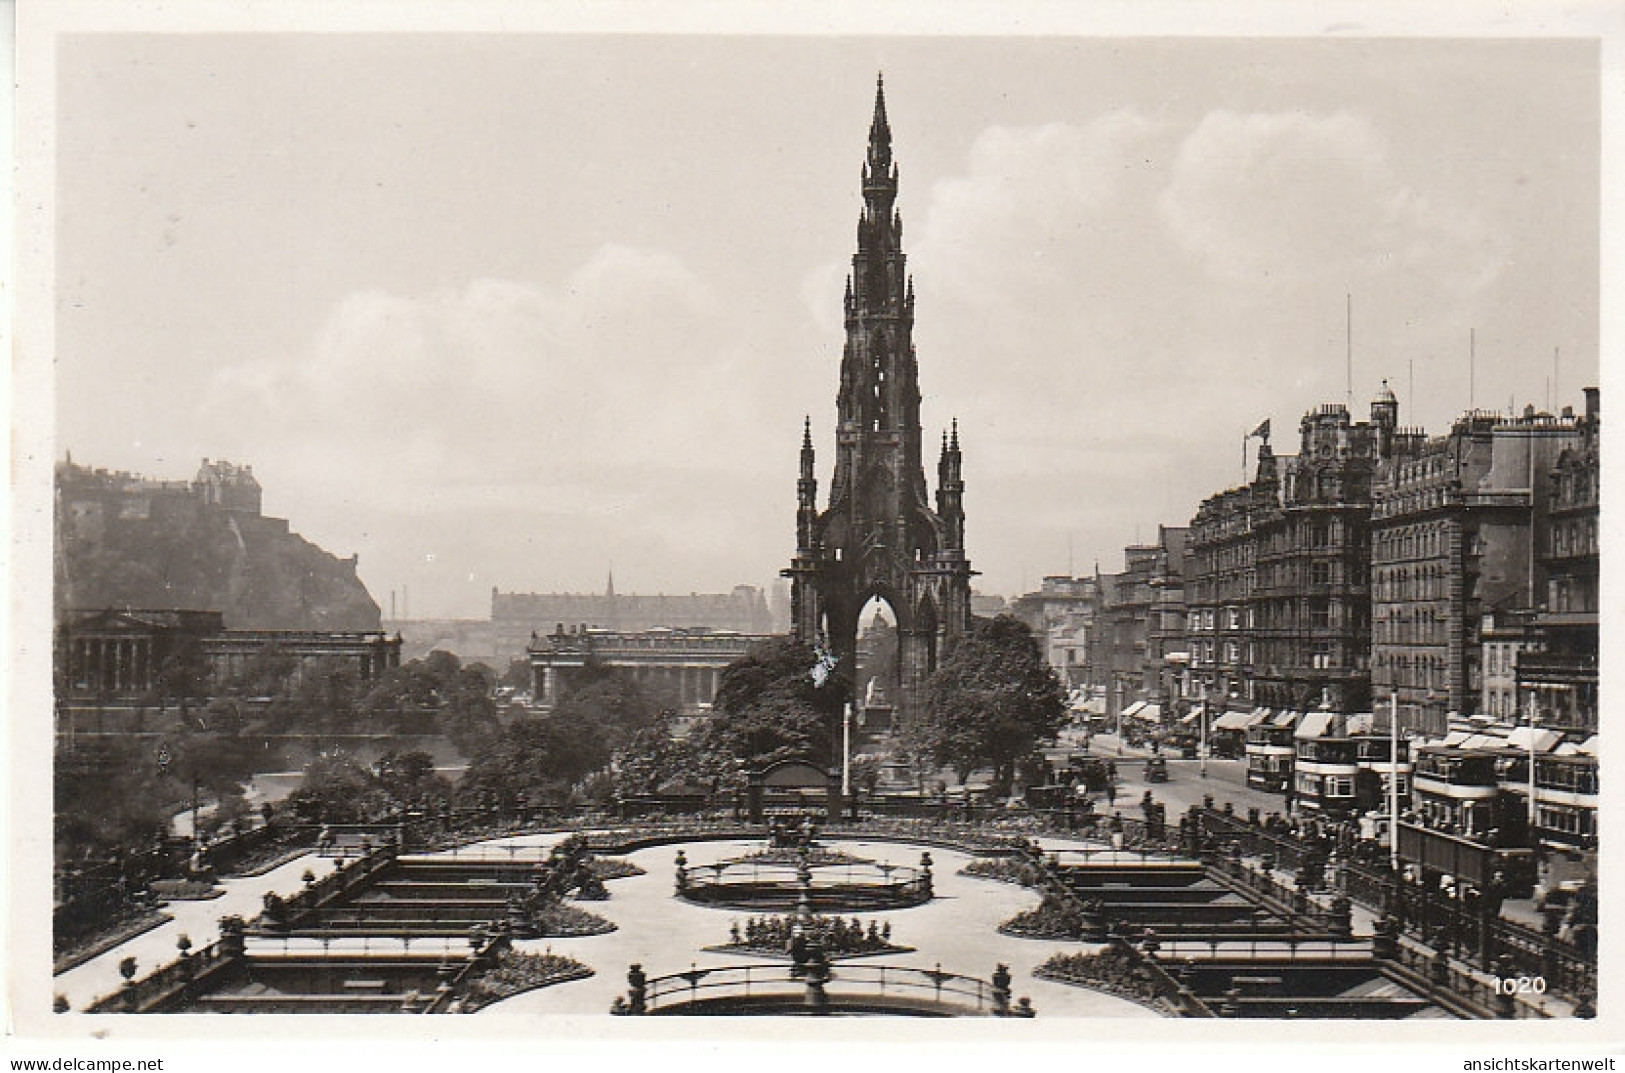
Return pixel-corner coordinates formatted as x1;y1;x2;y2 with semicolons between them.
1495;976;1547;995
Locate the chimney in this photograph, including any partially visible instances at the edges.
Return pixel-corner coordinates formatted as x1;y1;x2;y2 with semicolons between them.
1585;386;1599;420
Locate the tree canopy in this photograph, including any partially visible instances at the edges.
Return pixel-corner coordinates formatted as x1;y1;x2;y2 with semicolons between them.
908;614;1066;795
698;637;849;769
455;661;670;808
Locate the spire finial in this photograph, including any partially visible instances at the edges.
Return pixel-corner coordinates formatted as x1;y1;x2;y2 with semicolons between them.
803;415;813;447
868;71;891;158
950;417;959;451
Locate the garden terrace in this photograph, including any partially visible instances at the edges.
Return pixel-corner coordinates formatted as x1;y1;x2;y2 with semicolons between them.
1167;960;1443;1019
616;961;1032;1017
184;953;463;1013
675;850;933;913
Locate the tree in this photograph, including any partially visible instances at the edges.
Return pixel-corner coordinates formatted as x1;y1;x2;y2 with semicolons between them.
499;658;532;693
155;637;209;716
612;715;723;799
353;652;499;749
219;642;298;700
699;637;849;769
551;673;663;757
456;716;597;809
287;751;392;824
439;664;501;753
373;750;449;808
909;615;1066;796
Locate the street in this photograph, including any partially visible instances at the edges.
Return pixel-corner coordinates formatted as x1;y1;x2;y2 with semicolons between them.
1073;730;1290;823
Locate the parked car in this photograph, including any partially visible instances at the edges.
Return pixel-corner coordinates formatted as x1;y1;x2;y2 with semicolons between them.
1144;757;1169;783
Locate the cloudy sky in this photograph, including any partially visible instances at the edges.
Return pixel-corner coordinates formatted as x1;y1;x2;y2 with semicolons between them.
49;27;1601;619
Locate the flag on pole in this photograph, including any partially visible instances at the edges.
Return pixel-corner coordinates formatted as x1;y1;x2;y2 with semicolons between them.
1249;418;1271;440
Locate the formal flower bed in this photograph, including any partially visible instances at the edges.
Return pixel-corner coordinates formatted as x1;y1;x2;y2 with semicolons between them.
738;847;863;867
458;950;594;1012
1033;948;1178;1016
998;892;1089;940
149;878;223;901
589;857;645;880
531;902;616;937
960;857;1041;887
707;913;910;959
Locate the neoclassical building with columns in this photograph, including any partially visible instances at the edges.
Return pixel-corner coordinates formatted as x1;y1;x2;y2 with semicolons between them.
526;625;774;712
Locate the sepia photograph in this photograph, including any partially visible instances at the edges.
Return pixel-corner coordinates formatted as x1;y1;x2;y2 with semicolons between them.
8;0;1619;1064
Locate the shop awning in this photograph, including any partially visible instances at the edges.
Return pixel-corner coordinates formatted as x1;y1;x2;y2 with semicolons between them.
1271;710;1299;728
1345;712;1375;735
1295;711;1335;739
1121;701;1147;718
1212;711;1252;732
1245;708;1273;727
1135;703;1162;722
1503;726;1563;753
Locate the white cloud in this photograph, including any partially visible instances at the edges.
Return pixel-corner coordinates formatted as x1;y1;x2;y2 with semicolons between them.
197;243;770;594
1159;109;1501;300
899;107;1515;584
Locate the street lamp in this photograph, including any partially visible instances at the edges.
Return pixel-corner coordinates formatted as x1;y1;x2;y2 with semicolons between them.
1386;690;1402;875
1198;684;1209;778
1114;680;1124;752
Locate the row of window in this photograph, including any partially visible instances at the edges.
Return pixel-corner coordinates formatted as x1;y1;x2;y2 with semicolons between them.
1372;521;1450;563
1256;518;1355;553
1295;773;1356;799
1371;562;1451;602
1549;463;1597;511
1535;761;1598;795
1257;561;1368;590
1547;517;1598;559
1187;607;1248;632
1191;640;1246;666
1537;805;1595;837
1388;453;1452;487
1546;577;1598;615
1373;486;1455;518
1371;613;1449;646
1372;650;1450;690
